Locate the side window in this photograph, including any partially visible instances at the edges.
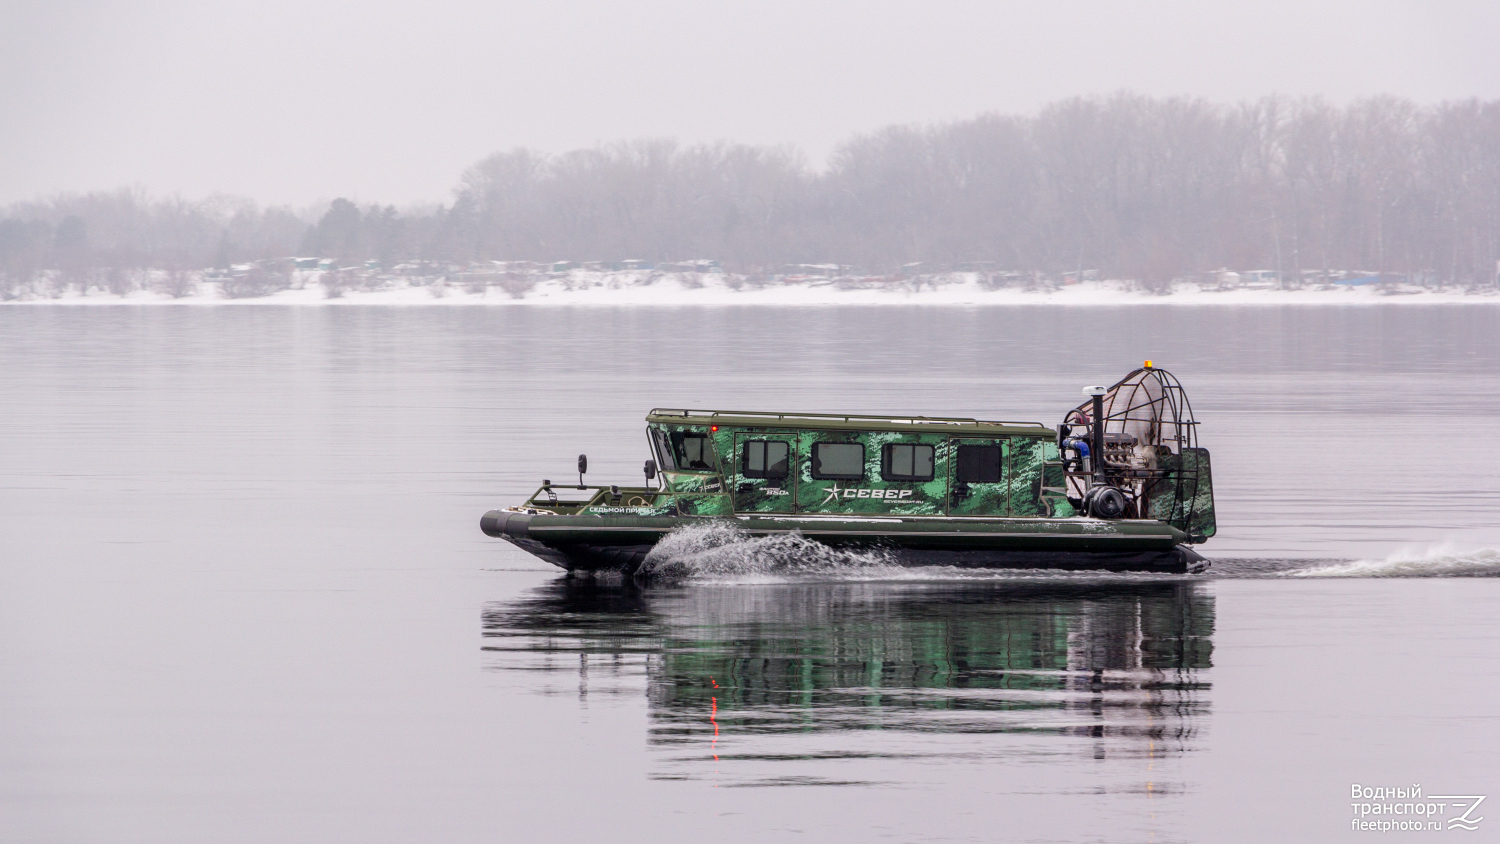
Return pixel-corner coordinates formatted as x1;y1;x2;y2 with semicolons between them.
811;442;865;480
955;445;1003;483
881;443;935;481
670;431;714;470
742;440;790;479
653;430;676;470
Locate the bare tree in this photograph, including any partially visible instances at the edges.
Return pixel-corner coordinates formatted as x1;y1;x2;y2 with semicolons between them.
5;95;1499;287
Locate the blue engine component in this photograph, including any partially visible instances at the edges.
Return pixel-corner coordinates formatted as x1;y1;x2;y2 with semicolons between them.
1062;437;1090;459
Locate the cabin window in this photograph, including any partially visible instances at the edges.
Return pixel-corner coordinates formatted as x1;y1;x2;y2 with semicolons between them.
742;440;790;479
669;431;714;470
811;442;865;480
652;430;676;470
955;445;1003;483
881;443;935;481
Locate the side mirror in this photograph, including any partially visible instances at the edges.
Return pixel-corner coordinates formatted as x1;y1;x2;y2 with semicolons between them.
643;459;657;481
577;454;587;489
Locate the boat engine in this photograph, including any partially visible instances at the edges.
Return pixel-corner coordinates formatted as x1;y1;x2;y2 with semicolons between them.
1057;363;1216;540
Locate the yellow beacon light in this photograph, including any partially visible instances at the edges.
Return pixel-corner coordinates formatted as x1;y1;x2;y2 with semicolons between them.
1143;360;1154;369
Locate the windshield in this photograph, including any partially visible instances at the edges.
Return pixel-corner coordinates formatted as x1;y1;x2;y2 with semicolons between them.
664;430;714;470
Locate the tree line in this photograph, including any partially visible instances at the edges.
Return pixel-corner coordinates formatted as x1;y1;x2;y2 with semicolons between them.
4;93;1498;295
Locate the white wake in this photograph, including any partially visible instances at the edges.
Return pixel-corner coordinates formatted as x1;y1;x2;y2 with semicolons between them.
635;522;903;581
1286;546;1500;578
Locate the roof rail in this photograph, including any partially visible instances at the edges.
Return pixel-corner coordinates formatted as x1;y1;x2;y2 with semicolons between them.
646;408;1048;428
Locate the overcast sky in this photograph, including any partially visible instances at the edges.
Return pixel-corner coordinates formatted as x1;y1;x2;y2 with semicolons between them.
3;0;1497;208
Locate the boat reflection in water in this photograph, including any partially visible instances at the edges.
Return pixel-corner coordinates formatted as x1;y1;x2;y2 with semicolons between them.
483;578;1213;788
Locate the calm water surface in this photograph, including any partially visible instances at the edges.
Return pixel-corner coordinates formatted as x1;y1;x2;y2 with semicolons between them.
2;306;1498;843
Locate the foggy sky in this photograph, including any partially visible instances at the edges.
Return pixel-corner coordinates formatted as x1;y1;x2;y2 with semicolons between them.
3;0;1497;207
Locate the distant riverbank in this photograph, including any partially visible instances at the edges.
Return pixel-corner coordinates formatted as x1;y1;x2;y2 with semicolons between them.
5;270;1498;306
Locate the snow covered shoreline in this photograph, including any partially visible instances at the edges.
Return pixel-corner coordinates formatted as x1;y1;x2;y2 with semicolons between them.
4;271;1498;307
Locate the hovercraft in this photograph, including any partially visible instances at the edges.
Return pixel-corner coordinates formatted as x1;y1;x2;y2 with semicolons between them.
481;364;1215;574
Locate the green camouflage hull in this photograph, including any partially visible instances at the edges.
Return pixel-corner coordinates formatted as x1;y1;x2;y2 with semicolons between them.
480;510;1206;574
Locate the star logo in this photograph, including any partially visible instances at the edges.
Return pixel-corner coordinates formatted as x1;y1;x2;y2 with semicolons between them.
821;483;844;505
